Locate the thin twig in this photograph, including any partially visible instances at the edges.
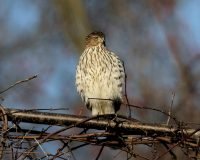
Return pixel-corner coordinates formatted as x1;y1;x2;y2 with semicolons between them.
88;97;178;123
0;75;37;94
167;92;175;125
95;145;104;160
20;108;69;112
122;61;132;118
34;138;49;159
155;142;180;160
21;116;102;159
161;142;177;160
126;103;178;124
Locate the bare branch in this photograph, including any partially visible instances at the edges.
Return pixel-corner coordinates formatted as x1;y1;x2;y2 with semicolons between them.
167;92;175;125
1;106;200;159
0;75;37;95
2;107;200;139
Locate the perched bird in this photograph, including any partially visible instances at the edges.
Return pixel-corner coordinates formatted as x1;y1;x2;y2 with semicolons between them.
76;31;125;116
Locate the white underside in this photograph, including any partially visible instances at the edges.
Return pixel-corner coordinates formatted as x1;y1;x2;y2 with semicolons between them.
76;46;125;116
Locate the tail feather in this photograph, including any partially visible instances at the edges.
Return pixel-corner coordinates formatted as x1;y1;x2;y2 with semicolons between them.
90;98;122;116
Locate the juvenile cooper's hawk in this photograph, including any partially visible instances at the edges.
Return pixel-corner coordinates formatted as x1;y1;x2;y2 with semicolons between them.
76;31;125;116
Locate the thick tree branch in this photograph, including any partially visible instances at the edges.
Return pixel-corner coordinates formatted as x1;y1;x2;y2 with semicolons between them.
3;107;200;139
1;106;200;159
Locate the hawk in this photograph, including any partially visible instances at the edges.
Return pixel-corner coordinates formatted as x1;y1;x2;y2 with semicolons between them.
76;31;125;116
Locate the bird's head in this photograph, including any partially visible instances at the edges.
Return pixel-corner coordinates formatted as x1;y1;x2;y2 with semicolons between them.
85;31;106;47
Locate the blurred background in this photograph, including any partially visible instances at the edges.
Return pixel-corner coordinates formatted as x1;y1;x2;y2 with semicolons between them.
0;0;200;159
